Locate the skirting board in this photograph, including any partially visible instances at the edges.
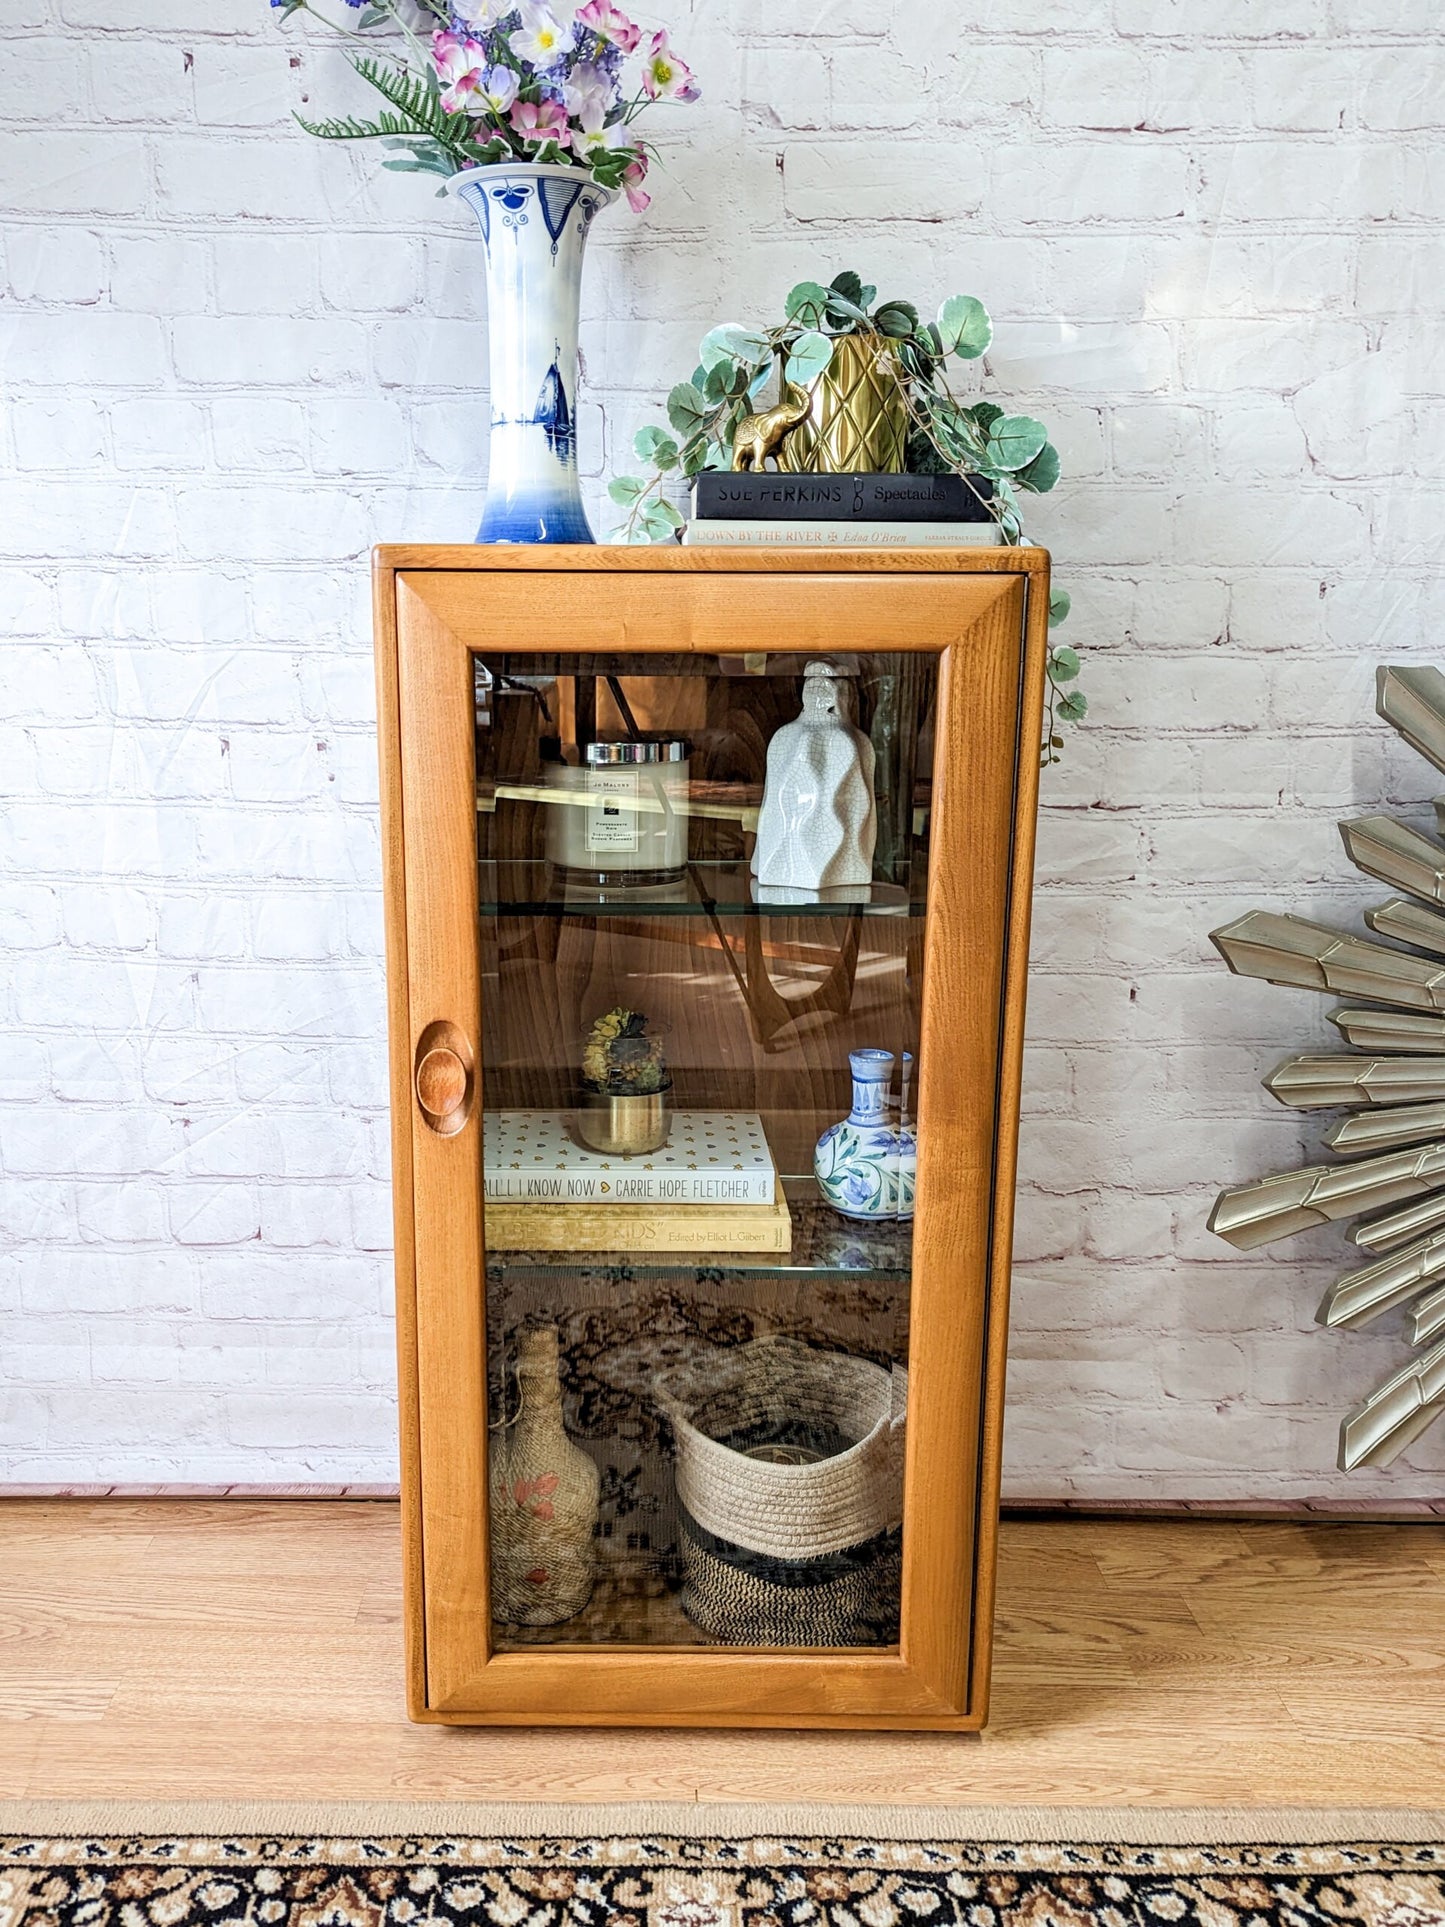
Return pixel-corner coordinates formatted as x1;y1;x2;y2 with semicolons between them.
3;1799;1445;1844
1001;1496;1445;1519
2;1484;1444;1519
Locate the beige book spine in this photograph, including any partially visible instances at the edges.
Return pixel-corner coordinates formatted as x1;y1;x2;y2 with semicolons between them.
485;1197;793;1254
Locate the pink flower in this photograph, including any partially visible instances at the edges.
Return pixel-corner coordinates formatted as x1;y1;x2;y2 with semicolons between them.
623;151;651;212
573;0;640;52
640;29;699;102
509;96;571;148
432;30;490;114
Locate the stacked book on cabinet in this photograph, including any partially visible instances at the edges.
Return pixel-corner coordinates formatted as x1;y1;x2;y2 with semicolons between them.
681;471;1000;548
484;1110;792;1254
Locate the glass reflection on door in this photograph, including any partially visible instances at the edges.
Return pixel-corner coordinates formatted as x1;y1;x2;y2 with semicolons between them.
473;651;936;1649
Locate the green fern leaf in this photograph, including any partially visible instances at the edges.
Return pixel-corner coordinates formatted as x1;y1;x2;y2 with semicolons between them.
294;110;391;141
351;55;457;143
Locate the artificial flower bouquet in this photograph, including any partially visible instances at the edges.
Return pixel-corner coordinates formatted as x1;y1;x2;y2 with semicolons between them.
270;0;699;208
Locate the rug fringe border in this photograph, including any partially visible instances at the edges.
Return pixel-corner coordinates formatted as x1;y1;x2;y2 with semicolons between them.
0;1802;1441;1845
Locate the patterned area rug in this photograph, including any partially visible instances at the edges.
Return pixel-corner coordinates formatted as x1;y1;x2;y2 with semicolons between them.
2;1811;1444;1927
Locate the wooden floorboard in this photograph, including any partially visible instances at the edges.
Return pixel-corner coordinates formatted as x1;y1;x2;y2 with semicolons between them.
2;1499;1443;1807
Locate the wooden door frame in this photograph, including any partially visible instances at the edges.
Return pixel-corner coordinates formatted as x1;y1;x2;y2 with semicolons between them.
374;546;1049;1729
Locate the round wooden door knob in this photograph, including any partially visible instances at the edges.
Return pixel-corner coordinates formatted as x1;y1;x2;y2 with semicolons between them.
416;1046;468;1120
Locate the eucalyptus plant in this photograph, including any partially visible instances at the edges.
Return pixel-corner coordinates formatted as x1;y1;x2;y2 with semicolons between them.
608;270;1085;763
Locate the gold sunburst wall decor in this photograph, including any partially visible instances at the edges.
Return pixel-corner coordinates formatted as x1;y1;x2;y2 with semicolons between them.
1209;665;1445;1473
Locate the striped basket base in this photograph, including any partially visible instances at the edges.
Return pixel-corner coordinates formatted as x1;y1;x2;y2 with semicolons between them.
677;1510;901;1647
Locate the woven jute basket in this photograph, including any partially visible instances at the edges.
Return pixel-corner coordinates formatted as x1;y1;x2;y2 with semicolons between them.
676;1509;903;1646
655;1337;906;1643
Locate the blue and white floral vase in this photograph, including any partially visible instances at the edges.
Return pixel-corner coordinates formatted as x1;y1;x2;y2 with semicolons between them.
814;1048;916;1223
894;1050;917;1220
448;162;615;545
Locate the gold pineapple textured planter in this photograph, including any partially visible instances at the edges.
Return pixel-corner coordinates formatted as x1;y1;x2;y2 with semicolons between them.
776;335;909;474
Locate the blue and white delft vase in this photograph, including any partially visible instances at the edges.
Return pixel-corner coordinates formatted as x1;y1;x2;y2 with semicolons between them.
448;163;615;545
814;1048;916;1223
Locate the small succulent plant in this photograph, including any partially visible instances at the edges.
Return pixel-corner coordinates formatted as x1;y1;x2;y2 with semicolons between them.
582;1008;669;1094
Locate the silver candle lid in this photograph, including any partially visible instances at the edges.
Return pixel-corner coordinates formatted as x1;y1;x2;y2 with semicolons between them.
584;741;687;765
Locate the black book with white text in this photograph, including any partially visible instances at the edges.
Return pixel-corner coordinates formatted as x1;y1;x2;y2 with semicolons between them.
691;471;992;522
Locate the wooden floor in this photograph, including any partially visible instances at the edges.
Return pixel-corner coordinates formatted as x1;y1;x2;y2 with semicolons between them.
2;1500;1443;1808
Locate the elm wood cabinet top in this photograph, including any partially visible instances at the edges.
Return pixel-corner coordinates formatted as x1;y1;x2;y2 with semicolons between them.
373;545;1049;1730
374;543;1049;572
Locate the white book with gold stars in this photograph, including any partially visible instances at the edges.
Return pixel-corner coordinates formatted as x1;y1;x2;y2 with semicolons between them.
483;1111;776;1206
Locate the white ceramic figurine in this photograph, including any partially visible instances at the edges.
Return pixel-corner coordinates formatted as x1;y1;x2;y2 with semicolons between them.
752;660;877;898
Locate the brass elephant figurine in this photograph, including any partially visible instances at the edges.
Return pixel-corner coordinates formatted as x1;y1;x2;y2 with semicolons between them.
730;379;811;472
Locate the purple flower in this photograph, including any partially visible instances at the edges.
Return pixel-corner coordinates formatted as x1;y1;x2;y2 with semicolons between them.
562;59;616;120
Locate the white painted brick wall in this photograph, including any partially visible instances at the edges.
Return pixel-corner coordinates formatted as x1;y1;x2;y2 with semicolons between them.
2;0;1443;1496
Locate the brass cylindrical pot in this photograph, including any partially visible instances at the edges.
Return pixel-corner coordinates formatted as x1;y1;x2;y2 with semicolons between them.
776;334;909;475
575;1086;672;1156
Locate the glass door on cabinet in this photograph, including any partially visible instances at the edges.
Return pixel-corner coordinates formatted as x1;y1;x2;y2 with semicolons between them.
474;650;935;1652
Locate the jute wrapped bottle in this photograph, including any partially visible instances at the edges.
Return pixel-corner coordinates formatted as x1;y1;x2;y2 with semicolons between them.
489;1325;599;1626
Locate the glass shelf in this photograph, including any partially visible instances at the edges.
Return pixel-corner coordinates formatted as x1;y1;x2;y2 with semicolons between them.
486;1188;912;1280
478;859;923;920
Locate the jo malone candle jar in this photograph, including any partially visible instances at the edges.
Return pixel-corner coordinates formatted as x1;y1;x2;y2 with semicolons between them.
544;740;689;885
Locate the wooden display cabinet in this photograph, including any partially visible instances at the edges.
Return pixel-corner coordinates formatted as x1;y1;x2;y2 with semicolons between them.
374;545;1048;1729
